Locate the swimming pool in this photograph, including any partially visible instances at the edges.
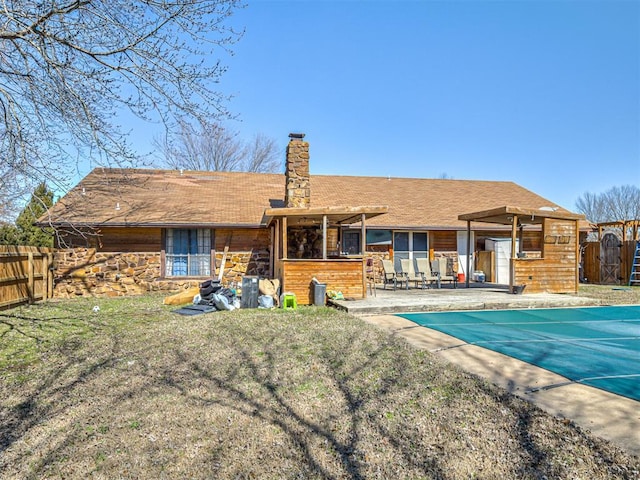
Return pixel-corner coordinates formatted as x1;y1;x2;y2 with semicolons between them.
399;306;640;401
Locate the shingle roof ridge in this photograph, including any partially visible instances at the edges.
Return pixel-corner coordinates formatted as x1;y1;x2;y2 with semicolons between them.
86;166;284;177
310;172;518;185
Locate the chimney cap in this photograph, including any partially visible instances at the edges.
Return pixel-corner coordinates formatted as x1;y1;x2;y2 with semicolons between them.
289;133;305;140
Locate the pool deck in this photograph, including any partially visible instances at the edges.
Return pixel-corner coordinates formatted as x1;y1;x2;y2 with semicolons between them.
331;285;640;457
329;283;602;315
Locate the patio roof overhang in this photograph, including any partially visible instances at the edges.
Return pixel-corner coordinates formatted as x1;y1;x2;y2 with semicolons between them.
458;206;585;290
458;205;585;226
263;205;388;227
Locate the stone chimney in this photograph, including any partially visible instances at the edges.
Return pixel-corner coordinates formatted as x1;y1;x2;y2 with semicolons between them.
285;133;310;208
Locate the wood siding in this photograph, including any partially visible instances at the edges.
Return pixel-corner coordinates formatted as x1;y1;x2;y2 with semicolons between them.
475;229;542;251
430;231;456;251
214;228;270;252
280;259;365;305
513;219;578;293
98;227;162;252
0;246;54;309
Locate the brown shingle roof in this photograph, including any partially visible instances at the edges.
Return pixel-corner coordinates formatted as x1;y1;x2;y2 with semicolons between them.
42;168;569;230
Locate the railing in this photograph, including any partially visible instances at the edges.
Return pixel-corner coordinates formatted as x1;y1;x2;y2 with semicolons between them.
0;245;54;310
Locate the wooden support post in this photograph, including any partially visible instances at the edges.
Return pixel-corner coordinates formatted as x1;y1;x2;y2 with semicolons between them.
466;220;471;288
510;215;518;291
361;213;366;255
518;223;524;254
322;215;327;259
282;217;288;260
270;222;277;278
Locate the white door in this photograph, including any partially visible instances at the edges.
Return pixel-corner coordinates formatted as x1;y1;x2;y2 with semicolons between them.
457;231;474;278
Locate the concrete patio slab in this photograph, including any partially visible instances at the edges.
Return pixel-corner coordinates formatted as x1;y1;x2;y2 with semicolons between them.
329;284;601;315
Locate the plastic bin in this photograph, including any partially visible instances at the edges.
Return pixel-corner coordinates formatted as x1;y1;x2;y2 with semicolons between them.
472;271;485;283
241;276;259;308
311;278;327;306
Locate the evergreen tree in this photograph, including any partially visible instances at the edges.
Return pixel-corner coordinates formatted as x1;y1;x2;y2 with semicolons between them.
11;183;55;247
0;223;20;245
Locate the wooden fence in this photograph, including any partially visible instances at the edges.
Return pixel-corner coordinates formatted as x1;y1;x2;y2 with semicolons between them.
582;240;637;285
0;245;54;310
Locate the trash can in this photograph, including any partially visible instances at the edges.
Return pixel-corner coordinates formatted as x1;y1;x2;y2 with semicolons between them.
241;276;259;308
311;278;327;306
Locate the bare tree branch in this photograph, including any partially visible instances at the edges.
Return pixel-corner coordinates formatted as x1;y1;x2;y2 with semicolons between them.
0;0;243;218
575;185;640;223
154;121;282;173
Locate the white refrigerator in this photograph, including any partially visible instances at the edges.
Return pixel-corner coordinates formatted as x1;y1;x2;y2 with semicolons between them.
485;238;519;285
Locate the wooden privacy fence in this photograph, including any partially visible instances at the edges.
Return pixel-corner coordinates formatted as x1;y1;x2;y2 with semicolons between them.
582;240;637;285
0;245;54;310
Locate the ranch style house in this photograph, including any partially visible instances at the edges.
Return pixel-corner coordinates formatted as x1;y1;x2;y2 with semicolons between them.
41;133;586;303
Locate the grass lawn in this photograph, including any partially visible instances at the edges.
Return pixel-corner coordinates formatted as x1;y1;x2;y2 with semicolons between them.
1;288;639;479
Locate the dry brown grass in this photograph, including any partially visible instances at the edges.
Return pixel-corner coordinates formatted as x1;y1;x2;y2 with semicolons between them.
576;283;640;305
1;291;639;479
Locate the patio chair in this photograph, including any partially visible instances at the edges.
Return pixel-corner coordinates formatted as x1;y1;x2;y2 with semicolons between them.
433;257;457;288
400;258;425;289
365;257;377;297
381;259;398;290
416;257;441;288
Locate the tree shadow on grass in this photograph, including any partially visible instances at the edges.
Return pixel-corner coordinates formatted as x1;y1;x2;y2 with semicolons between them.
1;308;638;479
154;330;451;479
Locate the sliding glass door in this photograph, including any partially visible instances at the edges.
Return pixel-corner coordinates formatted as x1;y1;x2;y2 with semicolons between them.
393;232;428;271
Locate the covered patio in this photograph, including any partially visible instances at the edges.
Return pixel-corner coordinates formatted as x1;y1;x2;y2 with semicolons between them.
459;206;586;294
264;205;388;305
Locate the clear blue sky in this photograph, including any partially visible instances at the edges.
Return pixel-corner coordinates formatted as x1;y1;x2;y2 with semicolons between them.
139;0;640;211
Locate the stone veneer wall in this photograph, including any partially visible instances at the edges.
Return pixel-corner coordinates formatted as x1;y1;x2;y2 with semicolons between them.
285;134;311;208
54;247;271;298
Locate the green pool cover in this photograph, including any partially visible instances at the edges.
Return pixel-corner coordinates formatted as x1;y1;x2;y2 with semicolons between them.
399;306;640;401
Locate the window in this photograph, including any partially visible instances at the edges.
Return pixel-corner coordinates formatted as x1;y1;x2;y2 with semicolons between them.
165;228;211;277
342;231;361;255
393;231;429;271
366;230;392;245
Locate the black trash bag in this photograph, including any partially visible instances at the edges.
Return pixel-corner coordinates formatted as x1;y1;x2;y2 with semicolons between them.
200;279;222;297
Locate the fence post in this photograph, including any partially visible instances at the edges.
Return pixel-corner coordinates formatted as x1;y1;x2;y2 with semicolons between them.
28;251;34;303
47;252;54;299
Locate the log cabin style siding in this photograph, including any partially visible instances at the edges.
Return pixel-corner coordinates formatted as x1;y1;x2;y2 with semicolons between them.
513;218;578;293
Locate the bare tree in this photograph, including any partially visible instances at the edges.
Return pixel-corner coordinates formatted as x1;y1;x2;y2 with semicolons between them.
0;0;243;217
244;133;281;173
155;120;282;173
575;185;640;223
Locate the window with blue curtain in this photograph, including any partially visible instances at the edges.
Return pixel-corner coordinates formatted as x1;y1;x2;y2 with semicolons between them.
165;228;211;277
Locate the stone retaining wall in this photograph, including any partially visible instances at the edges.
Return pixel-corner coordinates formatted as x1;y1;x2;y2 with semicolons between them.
54;248;270;298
